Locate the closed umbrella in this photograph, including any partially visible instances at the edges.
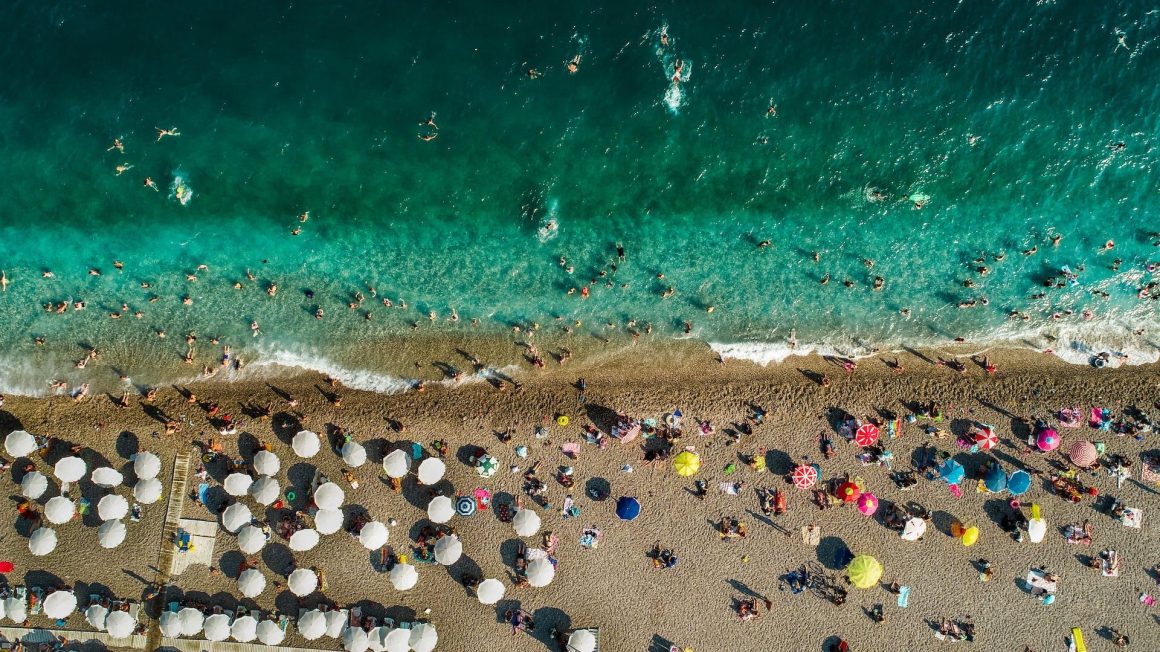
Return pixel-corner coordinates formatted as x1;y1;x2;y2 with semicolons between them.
1028;503;1047;543
1008;470;1032;495
91;466;124;488
54;456;86;483
21;471;48;499
513;508;541;536
983;464;1007;493
344;626;370;652
417;458;445;485
855;423;879;446
237;524;267;554
567;629;597;652
98;520;127;548
845;554;883;589
389;563;418;590
5;596;27;623
288;568;318;596
325;610;346;638
1069;441;1098;468
673;451;701;476
938;459;965;485
900;517;926;541
616;496;641;521
475;454;498;477
527;557;555;587
476;578;505;605
249;475;280;505
4;430;36;457
43;590;77;619
221;503;252;533
204;613;231;641
314;482;344;510
289;528;320;551
133;477;163;504
86;604;109;630
407;623;437;652
292;430;321;458
232;615;259;642
835;481;860;503
856;493;878;516
224;472;253;496
253;449;280;476
257;619;286;645
98;494;129;521
297;609;326;640
238;568;266;597
359;521;389;549
105;610;135;639
341;441;367;467
315;508;344;535
427;496;454;523
29;527;57;556
178;607;205;636
1036;428;1060;452
133;452;161;480
159;611;182;638
974;425;998;451
44;496;75;524
434;534;462;565
382;449;409;478
383;628;409;652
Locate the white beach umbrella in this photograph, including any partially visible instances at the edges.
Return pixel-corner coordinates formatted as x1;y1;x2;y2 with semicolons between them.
44;496;75;524
900;517;927;542
21;471;48;499
344;626;370;652
383;628;409;652
257;618;286;645
382;449;409;478
0;599;5;622
292;430;321;458
105;609;135;638
315;508;344;535
224;472;253;496
434;535;463;565
512;508;541;537
98;520;127;549
416;458;445;485
427;496;454;524
408;623;438;652
341;441;367;468
91;466;124;488
4;430;36;457
98;494;129;521
314;481;344;510
158;611;182;638
366;627;387;652
567;629;597;652
298;609;326;640
5;596;27;623
204;613;231;641
1029;517;1047;543
85;604;109;630
253;449;280;476
358;521;389;549
388;563;418;591
289;528;320;551
43;590;77;619
249;475;280;505
237;524;267;554
133;451;161;480
324;610;347;638
238;568;266;598
288;568;318;596
232;614;259;642
133;477;163;504
29;527;57;556
178;607;205;636
477;578;505;605
527;557;555;587
54;456;86;483
221;503;252;533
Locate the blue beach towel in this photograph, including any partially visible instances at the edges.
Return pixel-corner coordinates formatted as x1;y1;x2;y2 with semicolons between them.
897;585;910;608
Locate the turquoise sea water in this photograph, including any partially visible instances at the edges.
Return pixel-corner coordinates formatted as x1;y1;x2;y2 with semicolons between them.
1;1;1158;393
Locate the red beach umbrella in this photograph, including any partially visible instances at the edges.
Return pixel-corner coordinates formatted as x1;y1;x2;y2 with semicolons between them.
1036;429;1060;452
1068;441;1098;468
836;481;860;503
854;424;879;447
974;426;998;451
791;464;818;489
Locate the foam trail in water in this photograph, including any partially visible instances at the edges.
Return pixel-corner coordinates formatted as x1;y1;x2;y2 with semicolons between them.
244;345;415;394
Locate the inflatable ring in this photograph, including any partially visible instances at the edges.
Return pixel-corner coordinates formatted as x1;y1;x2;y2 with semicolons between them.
556;415;569;426
285;490;296;501
665;414;677;427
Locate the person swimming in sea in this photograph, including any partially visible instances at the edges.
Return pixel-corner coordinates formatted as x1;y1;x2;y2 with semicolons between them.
107;138;124;153
616;243;625;261
672;59;684;82
566;55;581;74
155;126;180;141
766;100;777;117
660;25;669;48
527;68;541;79
115;163;133;176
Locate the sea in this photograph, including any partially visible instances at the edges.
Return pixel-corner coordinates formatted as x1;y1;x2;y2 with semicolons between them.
1;1;1158;395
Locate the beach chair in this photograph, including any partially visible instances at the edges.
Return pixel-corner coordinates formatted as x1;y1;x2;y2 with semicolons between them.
175;530;193;552
167;601;180;613
382;617;395;629
411;442;424;460
28;587;43;615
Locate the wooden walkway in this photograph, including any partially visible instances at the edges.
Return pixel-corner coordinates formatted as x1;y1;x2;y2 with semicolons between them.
0;625;146;650
143;452;191;652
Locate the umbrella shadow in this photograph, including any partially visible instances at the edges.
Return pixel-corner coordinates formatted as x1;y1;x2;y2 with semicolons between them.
817;536;851;570
455;444;486;469
764;449;793;475
499;538;523;570
448;552;483;588
261;543;296;577
581;404;618;434
22;569;65;591
726;579;769;602
982;499;1013;530
115;431;140;461
931;510;956;536
649;635;678;652
270;412;302;445
0;411;23;435
948;419;973;439
529;606;570;648
402;477;452;510
363;437;390;464
218;551;247;579
821;635;845;651
286;463;319;507
584;477;610;501
494;599;521;626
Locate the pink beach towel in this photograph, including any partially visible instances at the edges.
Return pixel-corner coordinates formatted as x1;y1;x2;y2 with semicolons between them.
561;443;580;459
948;484;963;499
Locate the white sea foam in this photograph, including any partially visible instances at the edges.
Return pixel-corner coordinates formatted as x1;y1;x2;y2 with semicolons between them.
243;345;415;394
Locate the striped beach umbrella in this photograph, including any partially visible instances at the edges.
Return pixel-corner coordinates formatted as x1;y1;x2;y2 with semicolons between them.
791;464;818;489
974;425;998;451
855;424;879;447
455;495;477;517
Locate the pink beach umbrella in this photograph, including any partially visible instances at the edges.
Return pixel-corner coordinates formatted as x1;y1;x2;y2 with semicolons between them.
854;424;879;447
1068;441;1098;468
790;464;818;489
974;425;998;451
857;493;878;516
1036;429;1060;452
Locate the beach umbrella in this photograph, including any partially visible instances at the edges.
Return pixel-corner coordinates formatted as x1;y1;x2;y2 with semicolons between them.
44;496;75;524
315;508;344;535
29;527;57;556
98;519;127;548
567;629;597;652
383;628;409;652
232;615;258;642
344;627;370;652
221;503;252;533
855;423;880;447
389;563;418;591
86;604;109;630
1036;428;1060;452
900;517;926;541
835;481;860;503
105;610;135;638
382;449;409;478
133;477;163;504
616;496;641;521
289;528;321;552
237;524;267;554
43;590;77;619
257;618;286;645
91;466;124;488
938;459;965;485
292;430;321;458
341;441;367;468
434;534;462;565
960;525;979;547
856;493;878;516
298;610;326;640
456;495;477;517
249;475;280;505
845;554;883;589
288;567;318;596
4;430;36;457
408;624;438;652
204;613;231;641
513;508;541;536
1069;441;1098;468
974;425;998;451
475;454;498;477
1028;503;1047;543
158;611;182;638
253;449;280;476
673;451;701;477
984;464;1008;493
238;568;266;597
527;557;555;587
54;456;86;483
368;627;388;652
1008;470;1032;495
133;452;161;480
476;578;505;605
314;481;344;510
791;464;818;489
427;496;454;523
359;521;389;549
224;472;253;496
178;607;205;636
5;596;26;623
417;457;446;484
20;471;48;499
325;610;347;638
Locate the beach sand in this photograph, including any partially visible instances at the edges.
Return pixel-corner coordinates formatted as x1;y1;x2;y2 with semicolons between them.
1;340;1158;651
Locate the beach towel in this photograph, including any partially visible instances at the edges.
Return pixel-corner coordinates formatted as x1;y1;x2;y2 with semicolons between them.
948;483;963;499
561;443;580;459
719;482;741;495
411;442;423;460
897;586;910;608
801;525;820;547
197;483;210;505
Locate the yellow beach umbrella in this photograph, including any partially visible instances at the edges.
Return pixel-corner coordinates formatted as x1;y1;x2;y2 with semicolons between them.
673;451;701;477
846;554;883;589
961;526;979;547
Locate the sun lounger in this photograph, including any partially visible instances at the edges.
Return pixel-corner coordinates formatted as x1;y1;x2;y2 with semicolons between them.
28;587;43;615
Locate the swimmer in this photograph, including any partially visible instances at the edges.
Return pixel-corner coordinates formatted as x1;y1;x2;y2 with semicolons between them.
1050;234;1061;247
113;260;123;270
994;251;1006;261
291;226;302;236
1099;240;1115;253
250;322;260;336
967;134;980;146
299;211;310;223
155;127;180;141
186;273;197;282
89;268;101;276
617;243;625;260
873;276;884;290
843;279;854;288
182;296;192;305
421;112;437;130
1114;29;1129;52
706;305;715;313
660;26;669;47
418;132;437;142
757;240;771;249
672;59;684;82
267;283;278;297
766;100;777;118
42;271;54;278
115;163;133;176
1109;142;1126;151
449;309;459;322
143;177;158;191
1023;245;1038;256
107;138;124;153
527;68;541;79
820;273;830;285
566;54;581;74
862;258;874;269
315;308;324;319
900;308;910;317
684;321;692;334
812;251;820;263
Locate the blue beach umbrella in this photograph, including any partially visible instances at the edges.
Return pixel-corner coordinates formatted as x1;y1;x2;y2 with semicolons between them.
983;463;1007;493
938;459;965;485
1008;470;1032;496
615;496;641;521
